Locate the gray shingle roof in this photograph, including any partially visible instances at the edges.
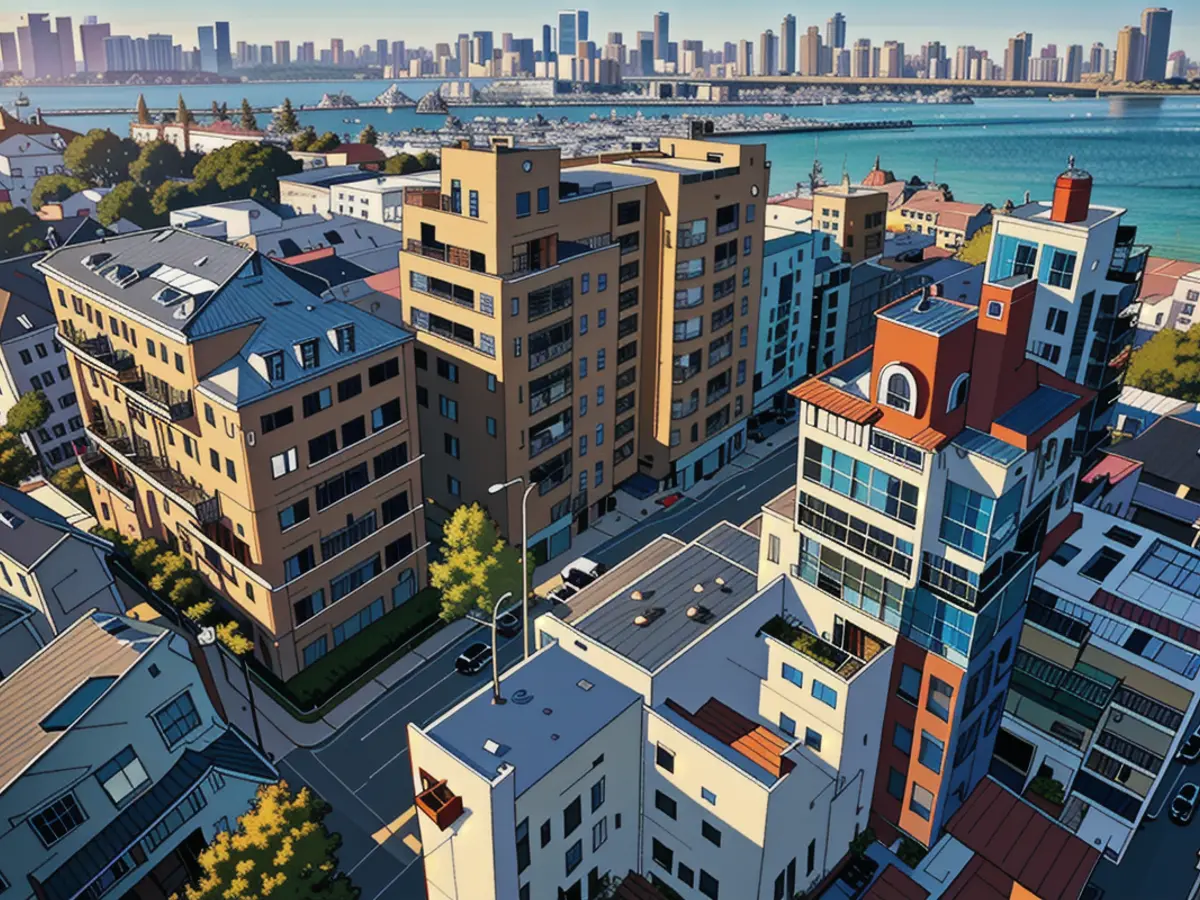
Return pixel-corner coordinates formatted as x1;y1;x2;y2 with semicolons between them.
0;483;110;567
0;252;55;343
694;522;760;574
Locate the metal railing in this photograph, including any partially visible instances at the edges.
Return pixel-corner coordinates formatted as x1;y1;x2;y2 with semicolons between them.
58;322;138;377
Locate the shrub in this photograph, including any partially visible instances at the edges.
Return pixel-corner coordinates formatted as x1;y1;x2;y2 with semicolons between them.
1028;775;1066;805
130;538;164;579
169;576;204;608
184;600;215;622
149;551;190;594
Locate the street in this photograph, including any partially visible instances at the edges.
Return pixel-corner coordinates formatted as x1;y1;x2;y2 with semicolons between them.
276;434;800;899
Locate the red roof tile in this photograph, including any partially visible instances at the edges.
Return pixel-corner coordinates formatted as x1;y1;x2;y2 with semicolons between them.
1081;454;1142;486
364;267;401;297
863;865;931;900
941;856;1012;900
613;872;664;900
665;697;795;780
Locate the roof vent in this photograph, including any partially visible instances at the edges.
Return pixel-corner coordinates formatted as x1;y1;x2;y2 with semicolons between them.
630;589;643;601
306;304;316;312
577;679;594;691
633;607;663;627
483;739;502;755
104;264;140;288
686;605;712;622
152;230;173;243
273;300;293;307
81;252;112;271
692;583;704;593
151;286;187;306
550;733;560;741
634;612;651;627
16;314;32;330
714;576;726;587
913;287;933;313
194;256;208;267
542;707;553;716
0;511;22;529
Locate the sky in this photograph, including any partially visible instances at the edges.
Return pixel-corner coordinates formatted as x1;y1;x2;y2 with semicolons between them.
1;1;1194;60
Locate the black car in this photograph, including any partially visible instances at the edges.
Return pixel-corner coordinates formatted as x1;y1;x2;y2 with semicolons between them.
1178;728;1200;763
1169;783;1199;825
496;611;522;638
455;642;492;675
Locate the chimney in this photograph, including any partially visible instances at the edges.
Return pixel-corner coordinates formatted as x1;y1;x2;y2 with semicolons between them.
1051;155;1092;224
965;279;1039;433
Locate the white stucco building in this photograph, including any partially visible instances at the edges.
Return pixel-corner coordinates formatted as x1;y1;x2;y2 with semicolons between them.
0;132;68;212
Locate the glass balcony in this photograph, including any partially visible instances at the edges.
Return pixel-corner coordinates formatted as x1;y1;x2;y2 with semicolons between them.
1108;244;1150;284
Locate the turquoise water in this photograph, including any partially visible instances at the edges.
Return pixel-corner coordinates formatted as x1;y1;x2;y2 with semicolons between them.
10;82;1200;260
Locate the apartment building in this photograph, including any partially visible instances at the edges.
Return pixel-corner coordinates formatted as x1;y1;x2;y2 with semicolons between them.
811;178;887;264
0;131;67;212
894;190;993;252
0;611;276;900
1134;258;1200;346
398;138;766;560
37;228;427;679
995;505;1200;863
754;231;814;414
986;160;1146;464
410;520;891;900
0;253;87;470
278;166;379;215
759;277;1091;849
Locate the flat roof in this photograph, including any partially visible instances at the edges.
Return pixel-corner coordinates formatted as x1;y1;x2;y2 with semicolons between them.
878;291;977;336
1004;199;1124;230
342;172;440;193
564;535;685;623
950;428;1025;467
1108;415;1200;490
993;385;1078;436
424;644;639;796
572;542;758;672
278;165;374;187
694;521;760;574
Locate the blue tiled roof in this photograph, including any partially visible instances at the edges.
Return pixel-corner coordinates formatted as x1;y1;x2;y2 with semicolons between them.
950;428;1025;466
994;386;1079;436
878;292;977;336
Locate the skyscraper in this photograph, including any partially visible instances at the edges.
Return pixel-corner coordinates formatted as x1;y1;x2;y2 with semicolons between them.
79;19;110;73
557;10;587;59
331;38;345;66
214;21;232;73
473;31;494;66
1004;33;1027;80
1115;25;1146;81
758;29;776;76
1140;7;1172;81
376;39;388;67
197;25;216;72
653;11;669;61
17;14;62;79
1065;44;1084;82
779;14;796;74
541;24;553;60
1089;42;1106;74
637;31;654;74
737;38;753;77
851;38;871;77
55;16;75;75
275;40;290;66
799;26;822;77
826;12;846;50
0;33;18;73
390;41;404;71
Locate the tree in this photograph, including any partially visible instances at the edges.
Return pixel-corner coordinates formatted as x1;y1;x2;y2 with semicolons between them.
382;152;421;175
358;123;378;146
416;150;439;171
96;181;161;228
239;98;259;131
6;389;51;463
274;97;300;133
429;503;521;621
290;126;318;151
176;94;195;126
170;576;204;609
50;463;93;511
954;223;991;265
30;174;90;210
182;782;358;900
308;131;341;152
129;140;191;188
63;129;140;186
0;429;37;485
135;93;150;125
130;538;164;580
1126;324;1200;401
151;179;193;217
148;551;189;595
0;204;46;258
189;142;302;205
211;100;230;122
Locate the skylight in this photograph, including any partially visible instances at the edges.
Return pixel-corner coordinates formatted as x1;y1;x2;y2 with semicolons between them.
40;676;118;732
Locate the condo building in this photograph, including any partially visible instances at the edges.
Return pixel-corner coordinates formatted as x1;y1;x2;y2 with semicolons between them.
987;161;1146;464
37;229;427;680
398;138;766;560
997;504;1200;863
760;276;1091;849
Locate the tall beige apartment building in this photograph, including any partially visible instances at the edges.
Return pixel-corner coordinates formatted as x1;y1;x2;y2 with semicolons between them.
399;137;766;560
37;229;427;679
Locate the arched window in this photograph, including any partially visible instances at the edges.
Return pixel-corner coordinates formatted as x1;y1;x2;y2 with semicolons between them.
879;364;916;414
947;373;970;412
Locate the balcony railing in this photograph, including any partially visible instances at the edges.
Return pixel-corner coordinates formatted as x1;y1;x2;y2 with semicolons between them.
1112;685;1184;731
58;322;138;377
760;615;869;680
1108;245;1150;284
403;187;451;210
406;238;485;274
528;339;572;371
78;449;135;499
123;372;194;422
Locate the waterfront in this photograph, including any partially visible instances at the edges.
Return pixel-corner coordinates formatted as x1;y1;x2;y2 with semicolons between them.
9;82;1200;260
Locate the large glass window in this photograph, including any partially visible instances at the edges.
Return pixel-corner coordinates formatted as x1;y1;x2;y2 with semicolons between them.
30;794;87;847
803;439;919;525
989;234;1039;282
96;747;149;807
153;692;201;747
1041;246;1078;290
902;588;975;666
941;479;1023;559
918;732;945;774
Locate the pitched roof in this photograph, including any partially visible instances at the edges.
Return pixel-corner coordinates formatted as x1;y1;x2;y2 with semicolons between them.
0;482;110;567
665;696;795;781
863;865;931;900
0;251;56;343
1108;415;1200;490
0;108;79;143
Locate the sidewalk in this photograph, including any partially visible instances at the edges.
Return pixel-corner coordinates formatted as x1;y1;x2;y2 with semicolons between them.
202;617;480;757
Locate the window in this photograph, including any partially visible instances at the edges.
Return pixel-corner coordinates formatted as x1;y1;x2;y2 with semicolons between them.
656;743;675;772
30;794;86;847
1043;248;1078;289
768;534;781;563
592;817;608;852
372;398;402;431
516;818;531;873
880;365;914;412
699;869;720;900
309;430;338;464
96;747;149;806
337;374;363;403
445;434;461;459
811;679;837;708
986;300;1004;319
369;357;400;385
1081;547;1124;582
701;787;717;805
947;373;970;412
803;439;919;525
781;662;803;688
655;790;677;819
805;728;823;752
893;722;913;754
303;387;332;417
541;820;551;847
329;553;382;602
564;796;582;836
298;339;320;369
260;405;294;434
284;546;315;581
779;712;796;736
516;191;531;217
225;458;237;482
591;776;606;812
887;767;906;800
652;838;673;871
990;234;1038;281
701;820;722;847
153;692;201;747
910;783;934;820
439;395;458;421
536;185;550;213
293;590;326;625
927;676;954;721
565;839;583;875
1105;525;1141;548
919;732;945;774
679;863;695;887
940;481;1021;559
1046;308;1069;334
303;637;328;667
617;200;641;225
487;416;497;436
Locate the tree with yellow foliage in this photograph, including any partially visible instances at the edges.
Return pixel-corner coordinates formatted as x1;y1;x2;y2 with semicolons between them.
954;224;992;265
429;502;521;621
181;781;358;900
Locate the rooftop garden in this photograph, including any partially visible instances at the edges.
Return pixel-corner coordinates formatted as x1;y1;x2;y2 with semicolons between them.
761;615;865;679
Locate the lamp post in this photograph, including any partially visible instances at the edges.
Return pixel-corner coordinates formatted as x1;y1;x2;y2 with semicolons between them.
488;477;539;659
198;625;264;754
489;591;512;704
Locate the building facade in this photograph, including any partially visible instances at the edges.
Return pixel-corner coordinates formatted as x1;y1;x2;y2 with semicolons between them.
37;229;427;679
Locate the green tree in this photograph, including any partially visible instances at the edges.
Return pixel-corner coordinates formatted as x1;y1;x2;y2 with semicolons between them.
358;123;378;146
189;142;302;205
211;100;230;122
96;181;161;228
151;179;193;217
416;150;439;171
183;599;214;622
1126;324;1200;400
274;97;300;133
6;389;51;463
954;223;992;265
170;576;204;609
0;429;37;485
130;538;164;580
183;782;358;900
63;129;140;186
290;126;317;151
136;93;151;125
309;131;341;152
128;140;191;188
239;98;259;131
176;94;195;125
429;503;521;621
382;152;421;175
30;174;90;210
0;205;46;258
50;463;93;511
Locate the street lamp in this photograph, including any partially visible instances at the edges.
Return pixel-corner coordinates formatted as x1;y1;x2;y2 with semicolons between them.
469;591;514;705
489;476;539;659
198;625;265;754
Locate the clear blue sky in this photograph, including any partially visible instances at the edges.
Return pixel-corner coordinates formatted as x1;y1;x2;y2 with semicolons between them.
2;1;1194;59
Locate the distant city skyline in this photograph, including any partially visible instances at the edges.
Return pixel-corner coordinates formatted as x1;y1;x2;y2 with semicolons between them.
0;2;1195;62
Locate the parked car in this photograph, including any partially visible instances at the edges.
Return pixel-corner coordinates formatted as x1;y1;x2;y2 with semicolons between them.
455;642;492;675
561;556;607;588
496;611;522;638
1179;729;1200;764
1170;783;1199;825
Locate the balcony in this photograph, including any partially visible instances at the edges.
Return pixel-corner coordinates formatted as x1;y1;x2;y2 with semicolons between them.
415;780;463;831
86;419;133;459
403;187;452;211
1108;244;1150;284
93;436;221;525
119;369;194;422
406;238;485;274
78;449;135;500
57;322;138;378
761;615;871;681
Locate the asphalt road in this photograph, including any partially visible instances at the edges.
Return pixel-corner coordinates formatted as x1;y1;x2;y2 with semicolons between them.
276;434;799;899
